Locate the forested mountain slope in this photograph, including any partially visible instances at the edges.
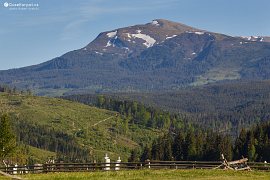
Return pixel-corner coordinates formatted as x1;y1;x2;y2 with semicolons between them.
64;80;270;136
1;19;270;95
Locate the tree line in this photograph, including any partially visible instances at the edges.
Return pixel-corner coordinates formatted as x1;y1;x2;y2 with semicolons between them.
64;94;270;162
131;121;270;162
1;90;270;164
234;121;270;162
11;115;91;163
0;84;32;95
63;94;193;131
110;80;270;137
129;129;233;162
0;113;91;165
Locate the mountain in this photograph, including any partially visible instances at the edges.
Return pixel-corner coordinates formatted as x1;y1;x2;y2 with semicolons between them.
1;19;270;95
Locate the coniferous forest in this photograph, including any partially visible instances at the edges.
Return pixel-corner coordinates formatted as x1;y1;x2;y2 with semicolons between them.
64;94;270;162
132;121;270;162
0;84;270;164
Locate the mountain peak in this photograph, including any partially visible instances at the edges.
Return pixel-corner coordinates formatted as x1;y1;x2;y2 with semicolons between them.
149;19;200;31
84;19;202;55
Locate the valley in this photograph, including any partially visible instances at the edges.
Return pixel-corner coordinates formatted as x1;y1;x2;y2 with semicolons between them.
0;18;270;174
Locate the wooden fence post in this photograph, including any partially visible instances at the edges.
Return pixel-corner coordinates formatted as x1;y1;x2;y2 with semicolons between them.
104;154;110;171
115;157;121;170
43;164;47;173
146;159;150;169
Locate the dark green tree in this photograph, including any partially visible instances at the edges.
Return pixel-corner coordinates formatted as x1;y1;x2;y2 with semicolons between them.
163;133;173;161
140;146;152;161
128;148;141;162
173;131;185;160
246;131;257;161
233;129;247;159
97;95;105;107
151;139;160;160
0;114;16;160
185;129;197;160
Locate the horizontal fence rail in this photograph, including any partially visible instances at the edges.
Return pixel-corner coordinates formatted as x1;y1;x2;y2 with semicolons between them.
1;161;270;175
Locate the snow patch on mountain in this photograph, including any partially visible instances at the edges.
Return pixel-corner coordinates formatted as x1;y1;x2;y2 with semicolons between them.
186;31;205;35
194;32;204;35
105;35;118;47
95;51;103;55
240;36;264;42
151;20;159;26
122;47;130;51
107;31;117;38
166;35;177;39
126;31;156;48
105;41;112;47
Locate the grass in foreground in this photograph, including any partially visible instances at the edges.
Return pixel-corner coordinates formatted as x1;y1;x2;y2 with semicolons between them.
9;169;270;180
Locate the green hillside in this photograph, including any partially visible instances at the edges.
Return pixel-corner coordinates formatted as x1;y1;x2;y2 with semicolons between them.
99;80;270;136
0;92;160;163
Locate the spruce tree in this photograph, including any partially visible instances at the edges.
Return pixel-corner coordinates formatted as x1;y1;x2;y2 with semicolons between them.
246;131;257;161
0;114;16;160
151;140;159;160
234;129;247;159
140;146;152;161
163;133;173;161
128;148;141;162
185;129;197;160
173;131;185;160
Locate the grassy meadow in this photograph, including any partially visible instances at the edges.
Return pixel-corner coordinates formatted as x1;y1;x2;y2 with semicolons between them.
4;169;268;180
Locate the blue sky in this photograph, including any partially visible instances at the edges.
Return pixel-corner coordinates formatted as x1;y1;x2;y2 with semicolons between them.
0;0;269;70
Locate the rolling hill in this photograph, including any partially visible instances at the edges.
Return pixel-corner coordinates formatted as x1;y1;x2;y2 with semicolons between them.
0;92;160;162
1;19;270;95
70;80;270;136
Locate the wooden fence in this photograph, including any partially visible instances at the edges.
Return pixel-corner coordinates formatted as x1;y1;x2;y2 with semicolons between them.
0;161;270;174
